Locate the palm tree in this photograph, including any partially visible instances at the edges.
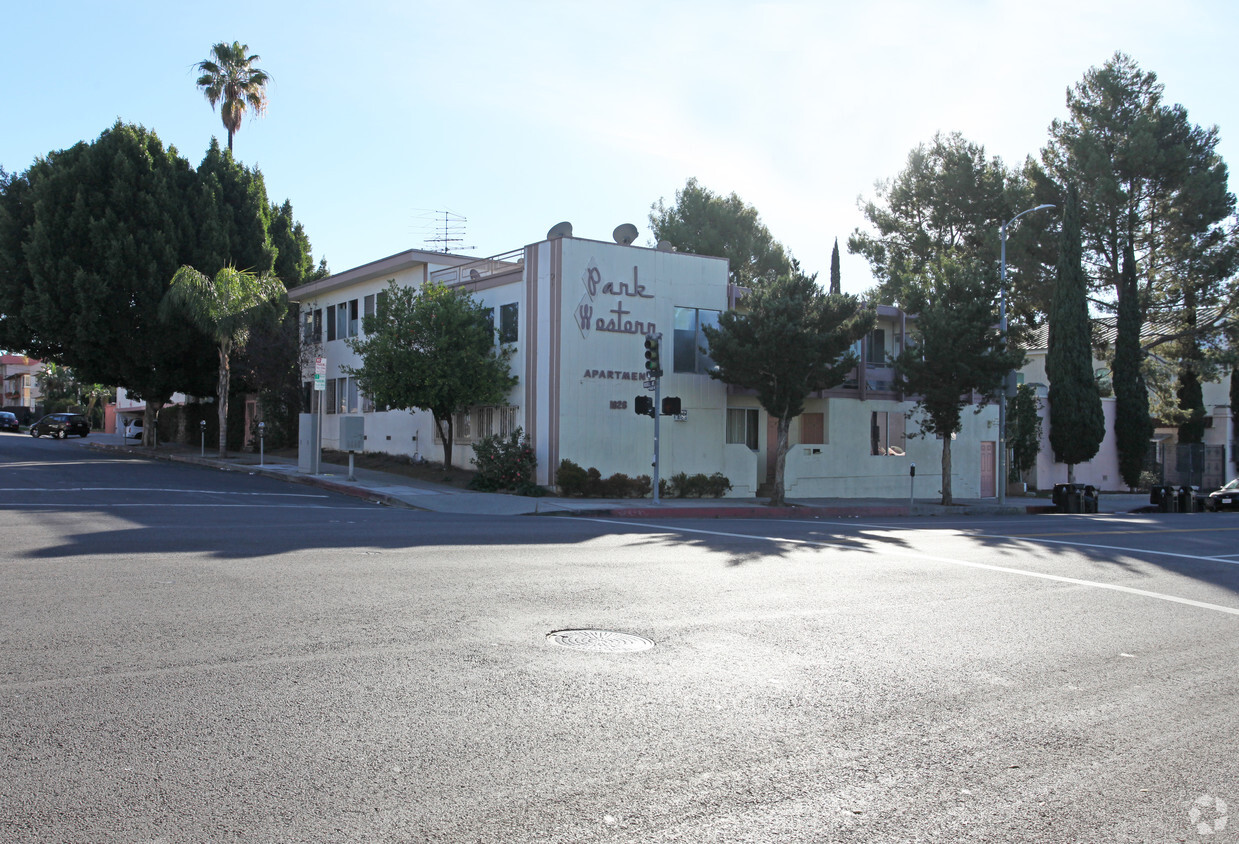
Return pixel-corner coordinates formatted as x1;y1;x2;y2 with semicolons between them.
161;265;285;457
195;42;271;152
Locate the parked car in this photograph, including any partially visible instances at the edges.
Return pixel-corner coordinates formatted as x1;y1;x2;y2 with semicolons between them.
0;411;20;433
124;417;144;439
29;413;90;439
1208;478;1239;511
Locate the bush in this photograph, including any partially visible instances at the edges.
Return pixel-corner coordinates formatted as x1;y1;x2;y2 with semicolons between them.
469;427;542;495
559;460;727;499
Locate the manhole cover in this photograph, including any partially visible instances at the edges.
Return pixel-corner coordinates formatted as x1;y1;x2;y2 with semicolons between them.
547;629;654;653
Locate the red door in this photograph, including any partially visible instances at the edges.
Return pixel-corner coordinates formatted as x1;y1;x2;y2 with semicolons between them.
980;441;996;498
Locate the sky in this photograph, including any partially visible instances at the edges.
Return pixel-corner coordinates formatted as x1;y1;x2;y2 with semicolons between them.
4;0;1238;295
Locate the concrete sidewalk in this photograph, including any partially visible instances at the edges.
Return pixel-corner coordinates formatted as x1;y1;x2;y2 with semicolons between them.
82;435;1152;519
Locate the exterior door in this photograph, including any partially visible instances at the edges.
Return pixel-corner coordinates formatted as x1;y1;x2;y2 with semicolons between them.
980;441;997;498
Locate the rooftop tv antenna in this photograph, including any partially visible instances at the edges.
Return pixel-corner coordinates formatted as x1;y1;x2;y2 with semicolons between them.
415;209;475;253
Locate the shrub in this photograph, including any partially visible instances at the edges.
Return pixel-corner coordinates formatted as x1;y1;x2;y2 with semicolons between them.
557;462;725;498
469;428;542;495
556;459;590;496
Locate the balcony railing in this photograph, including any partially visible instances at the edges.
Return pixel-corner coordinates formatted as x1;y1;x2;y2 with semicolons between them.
429;248;525;286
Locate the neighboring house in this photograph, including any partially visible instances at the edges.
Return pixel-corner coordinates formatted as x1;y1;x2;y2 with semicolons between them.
289;228;1004;499
1018;321;1233;491
111;387;194;436
1;354;43;422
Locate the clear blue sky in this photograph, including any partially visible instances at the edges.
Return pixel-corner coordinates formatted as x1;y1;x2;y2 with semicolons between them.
4;1;1237;293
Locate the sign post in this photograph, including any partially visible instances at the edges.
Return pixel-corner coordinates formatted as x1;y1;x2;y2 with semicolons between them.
314;357;326;475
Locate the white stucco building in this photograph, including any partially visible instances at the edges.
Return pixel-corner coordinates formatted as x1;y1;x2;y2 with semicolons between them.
289;229;1003;499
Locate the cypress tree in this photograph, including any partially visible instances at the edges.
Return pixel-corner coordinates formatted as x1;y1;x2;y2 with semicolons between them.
1112;240;1152;488
1047;183;1105;482
829;238;841;294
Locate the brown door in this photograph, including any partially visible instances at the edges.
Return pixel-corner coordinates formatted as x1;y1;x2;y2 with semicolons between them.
980;441;996;498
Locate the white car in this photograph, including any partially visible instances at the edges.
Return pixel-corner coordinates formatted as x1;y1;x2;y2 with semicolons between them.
123;417;144;439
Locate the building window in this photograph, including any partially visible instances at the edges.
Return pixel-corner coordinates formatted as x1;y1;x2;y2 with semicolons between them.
674;307;720;374
364;294;375;326
348;299;359;337
346;377;359;413
499;302;519;344
326;305;337;342
871;411;906;456
335;302;349;340
726;408;759;450
473;406;518;439
801;411;825;445
866;329;887;365
325;378;338;414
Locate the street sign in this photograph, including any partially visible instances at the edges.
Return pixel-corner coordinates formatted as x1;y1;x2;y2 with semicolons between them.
314;357;326;391
643;379;656;391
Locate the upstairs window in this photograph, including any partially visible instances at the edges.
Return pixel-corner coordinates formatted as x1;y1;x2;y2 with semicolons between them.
499;302;519;344
674;307;720;374
871;411;906;456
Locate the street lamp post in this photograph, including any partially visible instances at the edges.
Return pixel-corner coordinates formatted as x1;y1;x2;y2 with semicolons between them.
998;204;1054;508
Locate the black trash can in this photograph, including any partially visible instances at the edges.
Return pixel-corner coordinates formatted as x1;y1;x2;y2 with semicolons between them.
1082;485;1099;514
1178;486;1198;514
1152;485;1178;512
1053;483;1076;513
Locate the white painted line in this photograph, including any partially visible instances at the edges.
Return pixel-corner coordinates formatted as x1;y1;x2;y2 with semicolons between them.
0;487;327;498
586;518;1239;618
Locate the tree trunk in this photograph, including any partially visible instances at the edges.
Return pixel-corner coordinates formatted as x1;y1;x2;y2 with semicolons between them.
142;403;160;448
769;415;791;507
435;414;454;469
1067;463;1076;484
217;342;230;458
940;433;953;506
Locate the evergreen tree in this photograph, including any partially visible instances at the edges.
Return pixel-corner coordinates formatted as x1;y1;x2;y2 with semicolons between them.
893;258;1025;505
1006;383;1042;484
1112;240;1153;488
829;238;841;294
702;274;874;506
649;178;794;286
1046;183;1105;482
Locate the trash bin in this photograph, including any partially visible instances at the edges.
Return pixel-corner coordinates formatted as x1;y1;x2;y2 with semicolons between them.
1178;485;1198;514
1053;483;1076;513
1081;485;1099;514
1152;484;1177;512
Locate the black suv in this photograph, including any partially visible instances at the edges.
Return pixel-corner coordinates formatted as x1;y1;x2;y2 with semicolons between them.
30;413;90;439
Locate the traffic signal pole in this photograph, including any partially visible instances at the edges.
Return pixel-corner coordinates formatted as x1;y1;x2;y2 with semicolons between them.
652;369;661;504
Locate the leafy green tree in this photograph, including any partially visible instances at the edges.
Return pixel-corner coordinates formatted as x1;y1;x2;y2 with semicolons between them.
701;274;874;506
161;265;286;457
1007;383;1042;485
892;258;1025;505
344;281;517;469
1113;240;1153;488
850;132;1049;329
0;122;216;444
649;178;794;286
1047;184;1106;482
829;238;841;294
195;42;271;153
193;140;276;276
1037;52;1237;361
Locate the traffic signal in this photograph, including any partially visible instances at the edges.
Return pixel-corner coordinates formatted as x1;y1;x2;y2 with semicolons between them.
643;333;662;377
634;395;654;417
661;396;681;416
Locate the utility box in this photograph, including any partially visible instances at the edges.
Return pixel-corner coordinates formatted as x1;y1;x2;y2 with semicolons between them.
339;415;365;453
298;413;320;474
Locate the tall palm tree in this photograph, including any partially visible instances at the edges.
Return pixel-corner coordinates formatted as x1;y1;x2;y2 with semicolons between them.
195;42;271;152
161;265;285;457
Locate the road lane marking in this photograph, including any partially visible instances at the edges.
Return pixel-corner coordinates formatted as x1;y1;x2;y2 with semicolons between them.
585;518;1239;617
0;487;328;498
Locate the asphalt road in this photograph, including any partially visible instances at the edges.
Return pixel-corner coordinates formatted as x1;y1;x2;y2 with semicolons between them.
2;432;1238;843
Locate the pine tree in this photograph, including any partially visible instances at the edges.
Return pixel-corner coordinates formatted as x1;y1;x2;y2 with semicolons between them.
1046;183;1105;482
1112;240;1152;488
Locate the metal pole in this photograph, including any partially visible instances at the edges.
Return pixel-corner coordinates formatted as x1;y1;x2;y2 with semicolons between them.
998;225;1008;509
348;451;355;482
259;422;265;467
200;420;206;457
652;365;661;505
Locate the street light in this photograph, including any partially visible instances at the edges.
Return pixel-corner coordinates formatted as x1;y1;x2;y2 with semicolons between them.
998;204;1054;508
